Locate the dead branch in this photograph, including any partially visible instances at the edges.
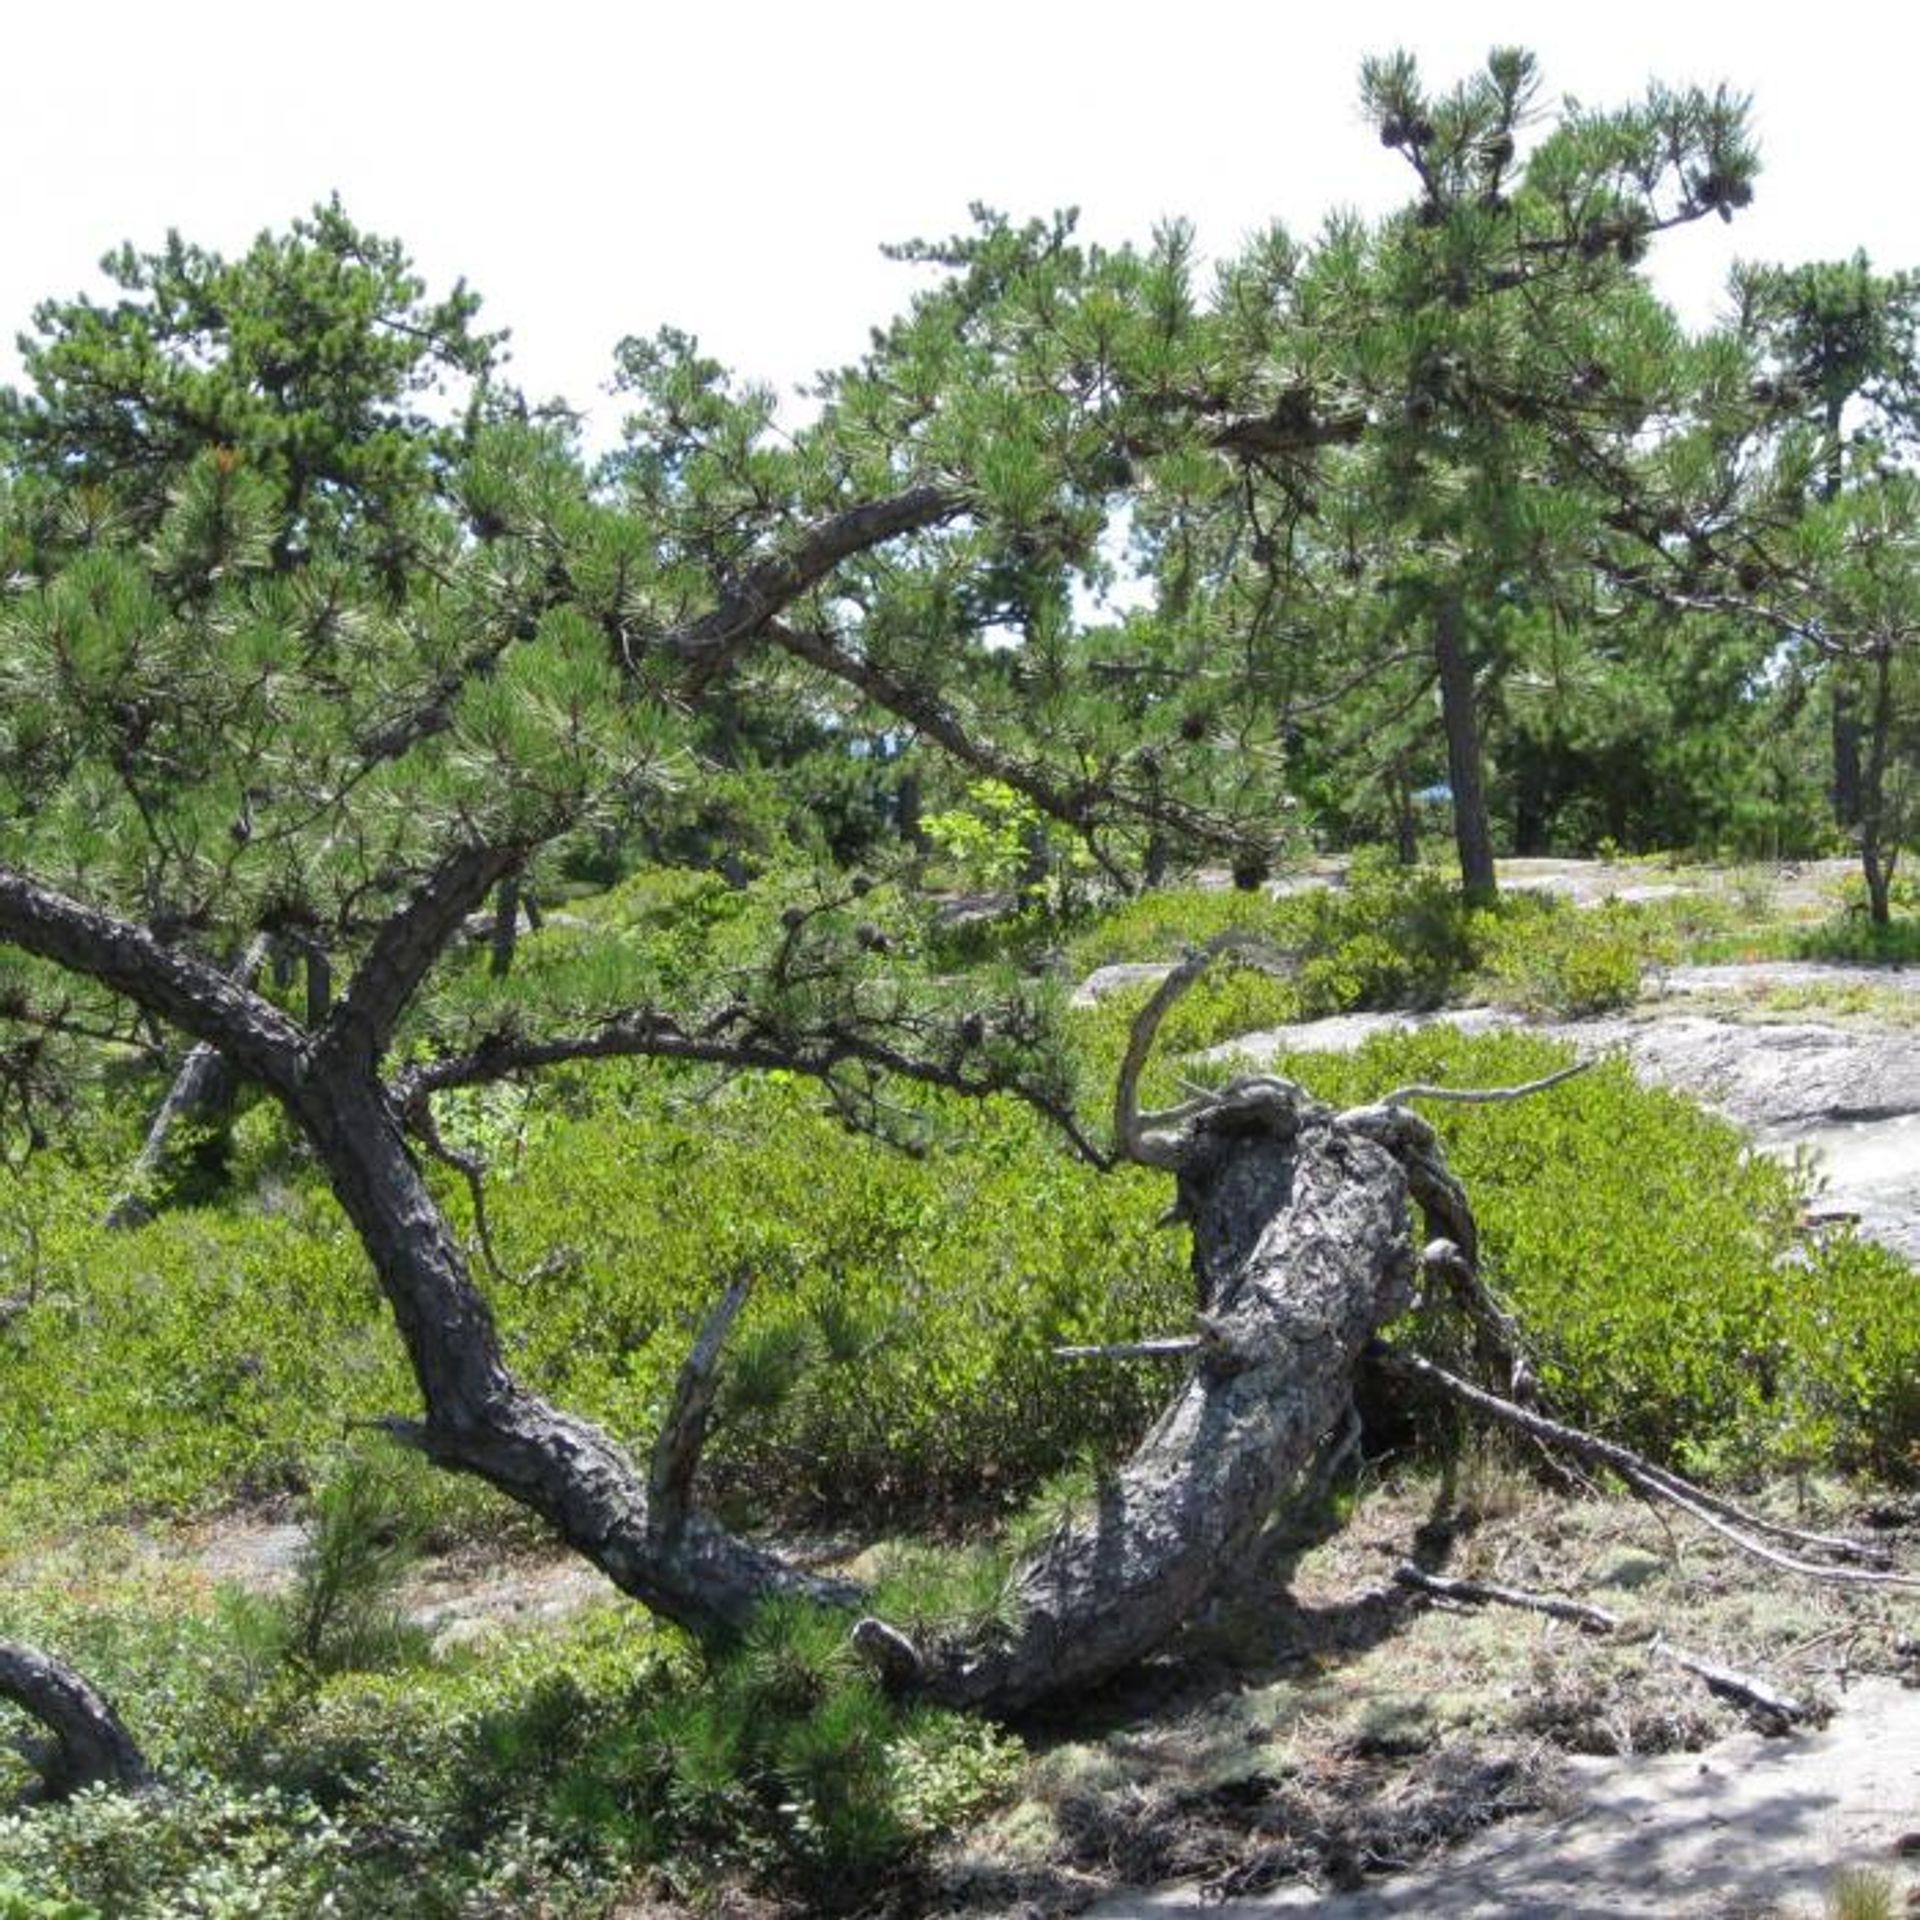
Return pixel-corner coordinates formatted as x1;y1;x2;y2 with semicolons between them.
1053;1335;1203;1362
1654;1639;1815;1731
1372;1059;1596;1109
1113;932;1299;1164
649;1272;756;1538
1419;1237;1534;1401
402;1092;517;1289
104;931;277;1229
1392;1562;1619;1635
1376;1349;1911;1586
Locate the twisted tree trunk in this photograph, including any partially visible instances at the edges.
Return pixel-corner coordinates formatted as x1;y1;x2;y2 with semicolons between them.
0;1641;149;1799
877;1079;1416;1709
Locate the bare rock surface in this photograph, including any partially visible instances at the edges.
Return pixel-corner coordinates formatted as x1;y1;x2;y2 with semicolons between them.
1200;1001;1920;1264
1663;960;1920;1000
1095;1676;1920;1919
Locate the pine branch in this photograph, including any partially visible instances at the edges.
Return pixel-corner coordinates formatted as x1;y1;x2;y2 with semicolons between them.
0;869;303;1093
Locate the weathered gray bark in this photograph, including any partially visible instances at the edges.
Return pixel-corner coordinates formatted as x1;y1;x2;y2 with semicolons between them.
105;932;275;1228
0;1641;149;1799
867;1078;1417;1709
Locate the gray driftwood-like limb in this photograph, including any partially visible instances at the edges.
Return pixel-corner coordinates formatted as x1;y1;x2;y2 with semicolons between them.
1419;1237;1536;1401
1654;1639;1814;1731
105;931;275;1228
1393;1562;1619;1635
1375;1059;1596;1109
1378;1349;1909;1584
1114;933;1298;1167
1053;1336;1202;1362
648;1272;755;1538
0;1640;150;1798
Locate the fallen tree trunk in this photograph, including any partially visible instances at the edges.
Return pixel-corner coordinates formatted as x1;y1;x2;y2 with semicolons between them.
862;1078;1418;1709
0;1641;150;1799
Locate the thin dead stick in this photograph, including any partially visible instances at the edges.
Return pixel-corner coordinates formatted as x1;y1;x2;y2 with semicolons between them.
1377;1349;1912;1585
1377;1059;1595;1108
649;1271;755;1537
1392;1562;1619;1635
1054;1336;1202;1362
1654;1639;1813;1729
404;1094;514;1289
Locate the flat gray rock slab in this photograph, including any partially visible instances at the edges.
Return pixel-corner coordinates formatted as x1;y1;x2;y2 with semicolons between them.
1072;962;1178;1008
1095;1677;1920;1919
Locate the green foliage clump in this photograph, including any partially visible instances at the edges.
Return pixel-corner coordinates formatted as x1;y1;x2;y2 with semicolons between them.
0;1784;351;1920
1069;856;1658;1039
217;1450;429;1689
1471;897;1650;1014
1269;1027;1920;1475
555;1597;1020;1905
477;1078;1177;1516
0;1592;1020;1919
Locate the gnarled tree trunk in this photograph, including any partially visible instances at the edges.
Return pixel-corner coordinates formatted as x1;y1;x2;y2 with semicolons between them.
888;1079;1416;1709
0;1641;149;1799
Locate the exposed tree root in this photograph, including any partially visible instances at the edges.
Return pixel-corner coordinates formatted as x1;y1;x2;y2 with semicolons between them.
0;1641;150;1799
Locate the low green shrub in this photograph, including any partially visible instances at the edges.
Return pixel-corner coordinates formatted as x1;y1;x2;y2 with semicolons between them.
1471;898;1650;1015
553;1596;1021;1906
0;1593;1020;1919
1265;1027;1920;1477
4;859;1914;1555
216;1449;430;1693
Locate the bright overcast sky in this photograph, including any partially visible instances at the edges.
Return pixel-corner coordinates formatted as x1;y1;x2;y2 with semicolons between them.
4;1;1914;444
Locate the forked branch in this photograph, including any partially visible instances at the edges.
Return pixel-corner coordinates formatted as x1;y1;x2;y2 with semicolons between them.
1113;931;1299;1164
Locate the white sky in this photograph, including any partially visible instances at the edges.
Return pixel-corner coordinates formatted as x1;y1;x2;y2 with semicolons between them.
3;1;1914;445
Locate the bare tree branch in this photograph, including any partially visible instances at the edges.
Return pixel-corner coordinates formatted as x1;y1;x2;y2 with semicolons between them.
1376;1348;1911;1586
105;932;278;1229
0;869;303;1093
1654;1639;1815;1730
649;1271;755;1539
1372;1059;1595;1109
391;1007;1114;1170
1054;1335;1202;1362
1392;1563;1619;1635
1112;933;1299;1164
668;486;961;672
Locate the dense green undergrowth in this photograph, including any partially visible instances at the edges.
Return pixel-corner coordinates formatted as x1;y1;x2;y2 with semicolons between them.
0;1546;1021;1917
3;859;1918;1913
3;860;1915;1544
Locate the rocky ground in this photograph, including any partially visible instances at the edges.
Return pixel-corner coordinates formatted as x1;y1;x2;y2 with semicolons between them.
1067;859;1920;1918
1095;1678;1920;1918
